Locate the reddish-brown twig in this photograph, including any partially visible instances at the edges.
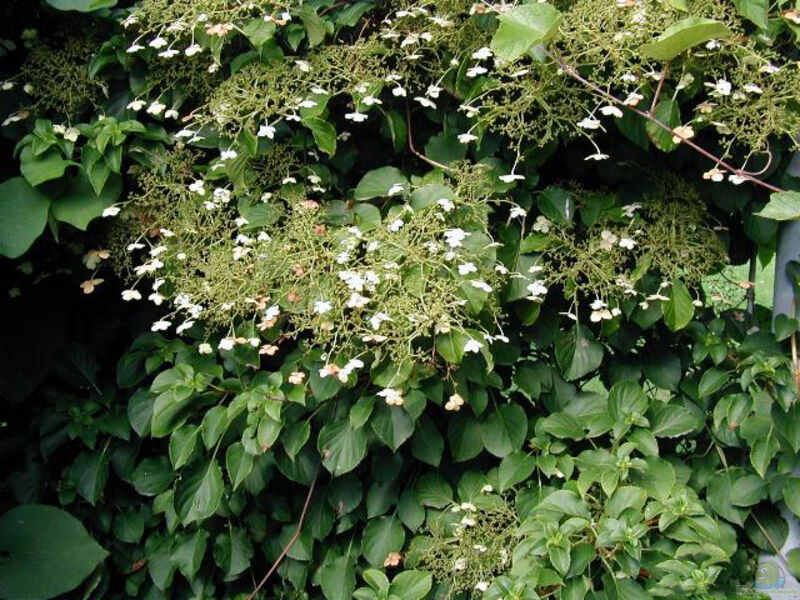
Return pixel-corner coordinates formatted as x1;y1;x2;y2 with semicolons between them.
247;468;320;600
545;49;784;194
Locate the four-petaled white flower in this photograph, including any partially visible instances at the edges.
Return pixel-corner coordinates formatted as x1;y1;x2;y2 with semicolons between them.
600;105;624;118
472;47;492;60
577;117;602;130
464;339;483;353
509;206;527;219
671;125;695;144
532;215;551;233
458;262;477;275
378;388;404;406
458;132;478;144
345;111;368;122
102;206;121;217
151;319;171;332
313;300;332;314
121;289;141;301
185;44;202;56
387;183;405;196
218;338;235;350
499;173;525;183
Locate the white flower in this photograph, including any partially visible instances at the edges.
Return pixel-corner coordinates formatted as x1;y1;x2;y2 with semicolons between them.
102;206;121;217
159;49;179;58
295;60;311;72
198;342;213;355
623;92;644;106
220;149;237;161
151;320;171;332
258;123;276;138
503;204;526;220
164;109;179;119
378;388;404;406
470;280;492;293
464;339;483;353
313;300;332;314
460;517;476;527
671;125;695;144
444;228;468;247
63;127;80;142
288;371;306;384
703;167;725;182
585;152;609;161
453;558;467;571
466;65;488;78
481;484;493;493
176;320;195;334
347;293;370;309
387;183;405;196
345;111;368;122
458;262;477;275
475;582;490;593
729;174;747;185
622;203;641;218
599;230;618;250
458;132;478;144
437;198;455;213
577;117;602;130
185;44;203;56
362;96;382;106
218;338;235;351
147;101;166;115
532;215;551;233
743;83;763;94
149;37;168;49
527;280;548;298
388;218;404;232
189;180;206;195
126;44;145;53
121;289;141;301
414;96;437;109
706;79;732;97
149;293;164;306
369;312;392;330
600;105;624;118
590;309;613;322
391;86;407;97
499;173;525;183
472;47;492;60
619;237;636;250
298;99;318;109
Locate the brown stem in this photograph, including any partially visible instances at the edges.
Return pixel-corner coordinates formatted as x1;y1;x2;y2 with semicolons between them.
247;468;320;600
406;102;452;172
647;60;670;118
545;49;784;194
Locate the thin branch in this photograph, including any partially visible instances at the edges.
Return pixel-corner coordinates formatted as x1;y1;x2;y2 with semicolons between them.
647;61;670;118
247;467;320;600
406;102;452;172
545;49;784;194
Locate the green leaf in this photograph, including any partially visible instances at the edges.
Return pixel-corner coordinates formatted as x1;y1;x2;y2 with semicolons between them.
171;529;208;580
44;0;116;11
480;404;527;458
225;442;253;490
51;173;121;230
318;419;367;476
751;429;779;478
174;459;224;524
733;0;769;30
20;146;72;187
699;368;728;398
361;516;405;567
398;490;425;532
0;177;50;258
304;118;337;157
640;17;733;60
411;416;444;467
0;504;108;600
416;473;453;508
555;325;604;381
168;425;198;469
435;330;469;364
319;556;355;600
754;191;800;221
499;451;536;491
296;6;327;46
789;548;800;580
646;100;680;152
650;405;702;437
151;386;195;438
354;167;408;200
371;404;415;451
490;3;562;61
663;280;694;332
535;490;591;519
242;19;276;48
538;186;575;224
783;478;800;518
389;571;432;600
214;527;253;578
130;456;175;496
